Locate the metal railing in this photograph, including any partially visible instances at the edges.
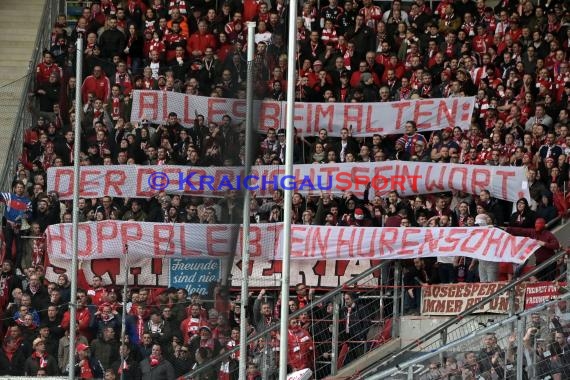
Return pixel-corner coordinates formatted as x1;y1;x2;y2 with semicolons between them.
182;259;399;379
355;248;570;379
0;0;61;192
370;291;570;379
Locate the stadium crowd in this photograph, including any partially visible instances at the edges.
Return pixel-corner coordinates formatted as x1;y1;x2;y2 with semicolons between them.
0;0;569;378
418;309;570;380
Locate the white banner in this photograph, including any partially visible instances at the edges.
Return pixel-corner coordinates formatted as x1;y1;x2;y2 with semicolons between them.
47;162;530;202
45;222;540;264
130;90;475;136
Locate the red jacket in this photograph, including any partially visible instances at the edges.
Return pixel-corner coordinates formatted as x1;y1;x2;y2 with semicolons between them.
186;32;216;56
287;327;314;371
81;75;111;103
61;307;92;340
179;316;208;345
506;227;560;263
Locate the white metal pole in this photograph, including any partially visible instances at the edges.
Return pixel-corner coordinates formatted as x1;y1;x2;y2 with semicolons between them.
68;34;83;380
278;0;298;377
239;21;256;380
120;245;129;380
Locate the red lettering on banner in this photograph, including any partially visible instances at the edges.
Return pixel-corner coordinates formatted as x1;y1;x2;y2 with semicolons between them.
137;91;159;120
315;105;334;132
482;228;503;258
53;168;74;198
136;167;155;197
232;100;246;119
440;228;467;252
351;166;370;187
391;175;405;191
78;224;93;257
311;227;332;259
183;96;196;124
46;225;69;257
496;170;516;200
259;102;281;131
436;99;457;128
120;223;143;251
460;229;487;253
246;225;262;257
390;101;411;131
344;105;363;131
379;228;398;256
425;164;446;192
365;105;383;133
290;225;309;257
449;167;468;192
153;225;175;255
336;228;355;258
421;229;443;255
335;172;352;191
206;225;231;256
413;100;434;129
500;236;534;261
207;98;227;121
97;221;118;254
461;100;472;121
356;229;370;257
162;92;167;120
79;169;103;197
104;170;126;196
472;168;491;193
400;228;421;255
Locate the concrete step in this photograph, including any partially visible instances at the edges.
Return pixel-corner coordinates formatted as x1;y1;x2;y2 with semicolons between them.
0;30;39;39
0;0;46;178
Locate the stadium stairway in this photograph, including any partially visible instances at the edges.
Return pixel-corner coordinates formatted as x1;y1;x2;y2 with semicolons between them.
328;217;570;379
0;0;44;174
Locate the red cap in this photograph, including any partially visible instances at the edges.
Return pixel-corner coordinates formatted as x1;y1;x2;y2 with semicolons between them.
77;343;89;353
354;208;364;216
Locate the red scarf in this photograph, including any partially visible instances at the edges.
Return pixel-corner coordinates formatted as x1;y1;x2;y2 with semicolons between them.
149;355;160;367
32;351;48;368
137;317;144;341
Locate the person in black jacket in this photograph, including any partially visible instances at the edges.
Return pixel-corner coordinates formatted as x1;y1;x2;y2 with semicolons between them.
341;292;371;365
24;338;59;376
31;193;61;232
403;258;429;315
509;197;536;228
0;336;27;376
111;344;142;380
99;16;126;60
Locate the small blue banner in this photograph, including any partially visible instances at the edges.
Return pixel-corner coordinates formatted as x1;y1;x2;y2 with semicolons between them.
169;258;221;295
